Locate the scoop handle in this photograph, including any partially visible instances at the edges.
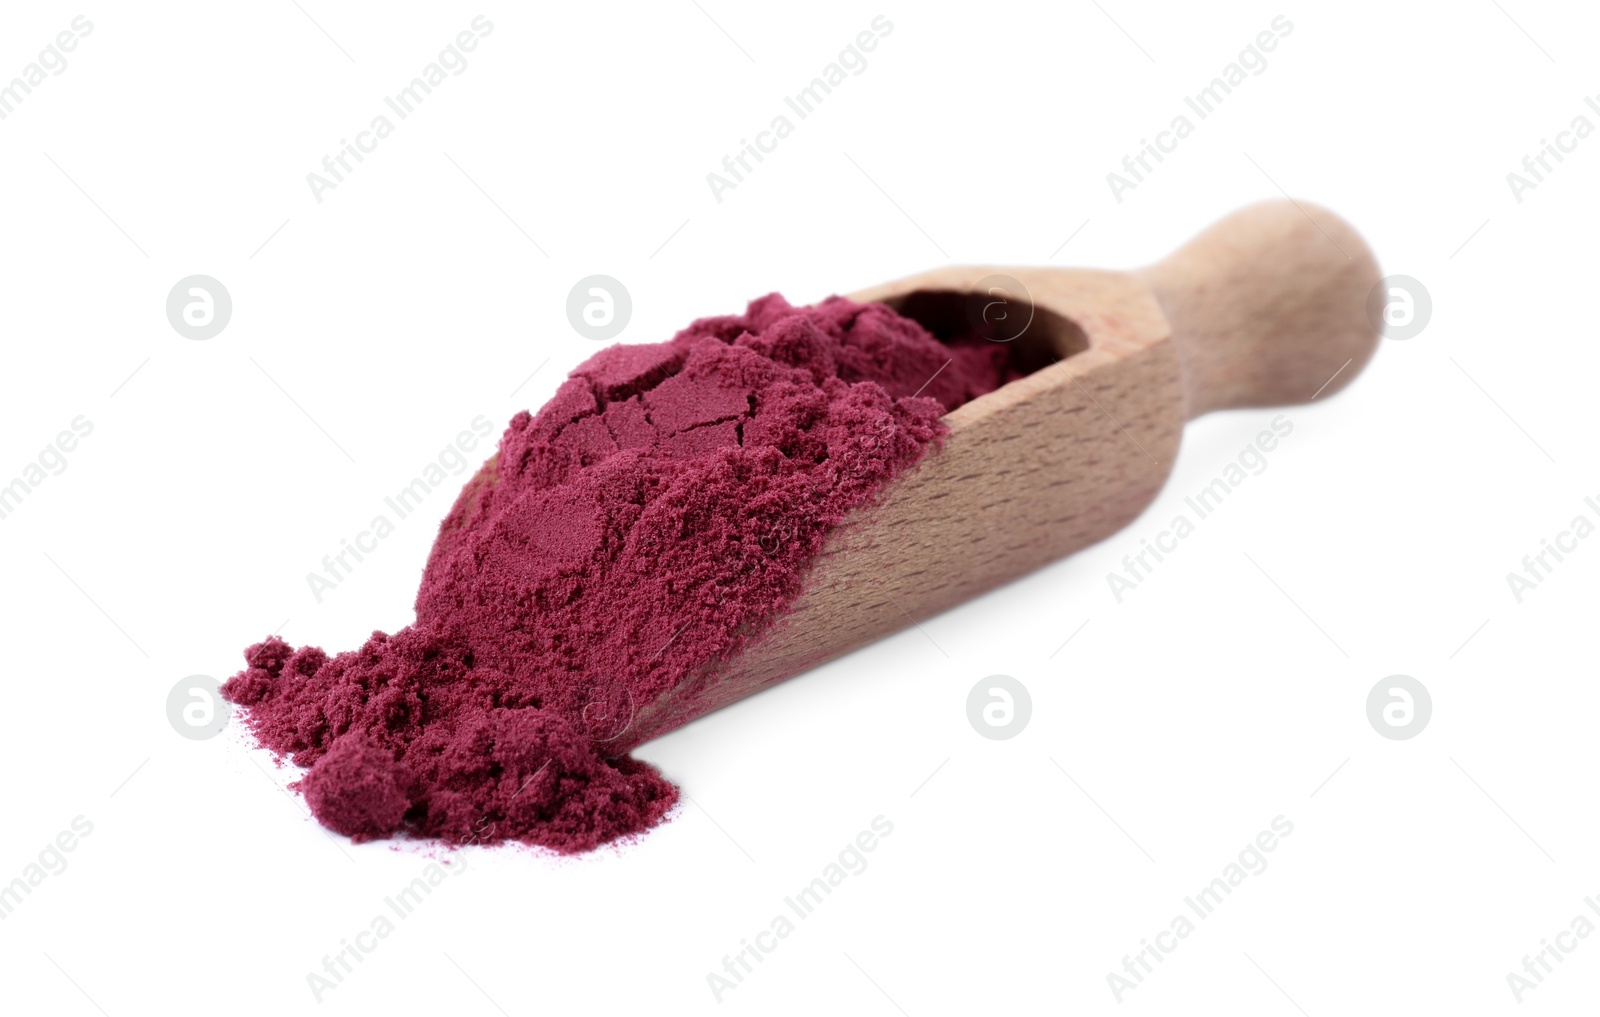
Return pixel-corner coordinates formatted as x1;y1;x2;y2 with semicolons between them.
1136;199;1382;420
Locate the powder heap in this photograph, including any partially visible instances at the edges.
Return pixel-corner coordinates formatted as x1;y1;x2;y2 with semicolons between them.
224;294;1012;852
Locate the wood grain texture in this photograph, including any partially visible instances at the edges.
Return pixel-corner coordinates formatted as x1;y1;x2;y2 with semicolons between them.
619;199;1381;748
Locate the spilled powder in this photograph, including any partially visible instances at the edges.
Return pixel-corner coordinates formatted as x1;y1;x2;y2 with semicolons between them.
224;294;1012;853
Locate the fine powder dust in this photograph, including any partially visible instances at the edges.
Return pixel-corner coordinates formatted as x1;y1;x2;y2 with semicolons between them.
224;294;1013;852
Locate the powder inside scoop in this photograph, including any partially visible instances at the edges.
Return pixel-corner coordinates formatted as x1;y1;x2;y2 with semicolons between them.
223;294;1014;852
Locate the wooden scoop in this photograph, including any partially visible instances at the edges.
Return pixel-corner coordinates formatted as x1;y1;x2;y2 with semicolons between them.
615;199;1381;749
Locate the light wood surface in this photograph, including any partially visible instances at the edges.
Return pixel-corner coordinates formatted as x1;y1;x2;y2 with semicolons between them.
619;199;1382;748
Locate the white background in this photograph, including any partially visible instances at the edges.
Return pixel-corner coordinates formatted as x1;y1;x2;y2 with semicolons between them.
1;1;1596;1013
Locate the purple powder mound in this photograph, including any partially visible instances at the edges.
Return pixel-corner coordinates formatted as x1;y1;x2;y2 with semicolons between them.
224;294;1013;852
298;734;411;842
